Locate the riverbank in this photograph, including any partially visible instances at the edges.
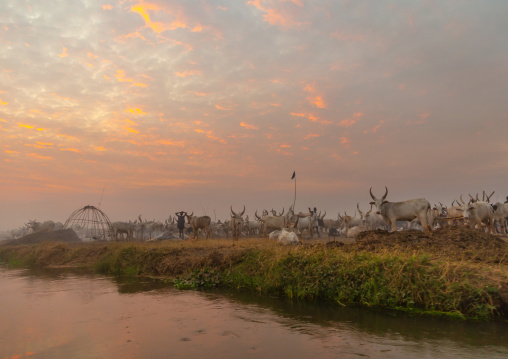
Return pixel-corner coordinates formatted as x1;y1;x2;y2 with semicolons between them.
1;226;507;320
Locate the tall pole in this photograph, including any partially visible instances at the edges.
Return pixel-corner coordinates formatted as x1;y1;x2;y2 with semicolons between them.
293;175;296;210
291;171;296;210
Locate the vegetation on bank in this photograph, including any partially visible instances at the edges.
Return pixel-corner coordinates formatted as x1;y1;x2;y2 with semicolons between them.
0;227;507;321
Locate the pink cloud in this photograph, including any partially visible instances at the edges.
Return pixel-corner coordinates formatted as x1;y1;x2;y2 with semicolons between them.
339;137;351;148
290;112;332;125
247;0;303;28
304;134;319;140
364;120;384;134
338;112;363;128
303;83;327;108
240;122;258;130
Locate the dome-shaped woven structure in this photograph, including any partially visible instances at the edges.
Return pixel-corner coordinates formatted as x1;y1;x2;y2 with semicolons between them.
64;205;112;241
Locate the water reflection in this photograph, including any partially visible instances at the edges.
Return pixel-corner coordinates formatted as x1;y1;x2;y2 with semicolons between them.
1;266;507;359
217;288;508;350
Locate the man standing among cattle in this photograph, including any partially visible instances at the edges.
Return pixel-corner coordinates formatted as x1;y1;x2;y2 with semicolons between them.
309;207;320;237
175;211;186;239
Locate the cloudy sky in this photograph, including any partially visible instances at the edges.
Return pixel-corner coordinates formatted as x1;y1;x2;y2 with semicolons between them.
1;0;507;231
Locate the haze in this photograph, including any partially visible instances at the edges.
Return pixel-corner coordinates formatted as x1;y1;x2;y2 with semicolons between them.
1;0;507;231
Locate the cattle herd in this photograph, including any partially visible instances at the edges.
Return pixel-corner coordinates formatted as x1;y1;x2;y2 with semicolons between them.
2;187;508;242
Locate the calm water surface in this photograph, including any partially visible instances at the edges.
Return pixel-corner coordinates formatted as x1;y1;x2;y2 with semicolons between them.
1;266;507;359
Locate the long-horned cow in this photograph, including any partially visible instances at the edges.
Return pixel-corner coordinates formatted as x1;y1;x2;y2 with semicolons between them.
369;187;432;232
185;212;212;240
243;214;260;237
255;210;288;237
456;193;494;233
230;206;245;241
111;221;135;240
287;206;314;238
492;202;508;234
443;200;465;226
358;204;381;230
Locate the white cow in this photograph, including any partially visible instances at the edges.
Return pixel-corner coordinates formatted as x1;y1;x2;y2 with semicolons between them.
369;187;432;232
229;206;245;241
347;225;368;238
443;200;465;226
457;194;494;233
111;221;136;240
287;207;314;238
357;204;386;230
136;216;165;240
255;210;288;237
360;204;388;230
492;202;508;234
277;228;300;245
243;215;260;237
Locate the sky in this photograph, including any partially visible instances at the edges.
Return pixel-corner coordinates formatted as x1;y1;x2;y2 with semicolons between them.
1;0;507;231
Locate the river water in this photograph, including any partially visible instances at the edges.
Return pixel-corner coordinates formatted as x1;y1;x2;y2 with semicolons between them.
1;266;507;359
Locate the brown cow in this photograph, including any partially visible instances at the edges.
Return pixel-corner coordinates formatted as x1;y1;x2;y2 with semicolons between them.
185;212;212;239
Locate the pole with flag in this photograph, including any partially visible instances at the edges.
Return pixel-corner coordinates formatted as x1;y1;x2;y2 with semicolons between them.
291;171;296;210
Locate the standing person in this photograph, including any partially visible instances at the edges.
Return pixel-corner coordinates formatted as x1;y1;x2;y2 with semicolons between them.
175;211;187;239
310;207;320;238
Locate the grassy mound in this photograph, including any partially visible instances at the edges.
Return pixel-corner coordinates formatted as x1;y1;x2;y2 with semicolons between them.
3;229;81;246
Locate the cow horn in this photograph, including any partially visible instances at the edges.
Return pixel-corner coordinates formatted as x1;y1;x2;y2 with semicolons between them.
280;207;284;216
230;206;237;216
241;205;245;216
190;212;194;217
486;191;495;202
460;195;466;204
255;210;260;220
369;187;376;200
382;186;388;200
357;203;363;216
